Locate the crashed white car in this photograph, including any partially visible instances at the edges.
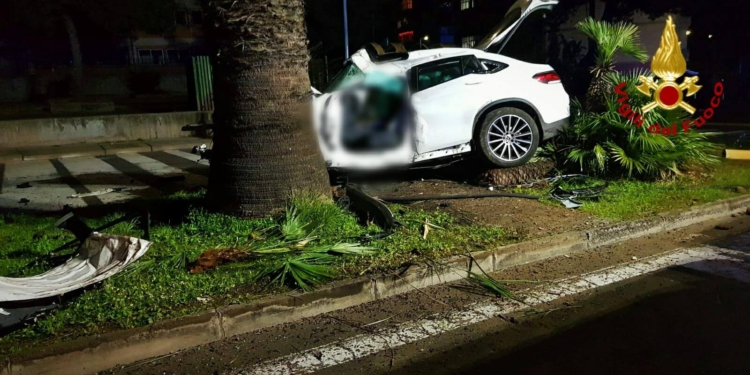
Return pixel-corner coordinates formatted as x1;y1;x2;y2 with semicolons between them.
313;0;569;171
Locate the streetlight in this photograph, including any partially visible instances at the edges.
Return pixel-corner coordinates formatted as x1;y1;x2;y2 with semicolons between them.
419;35;429;50
343;0;350;59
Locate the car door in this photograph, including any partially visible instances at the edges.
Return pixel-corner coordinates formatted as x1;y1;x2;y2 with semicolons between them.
412;55;489;154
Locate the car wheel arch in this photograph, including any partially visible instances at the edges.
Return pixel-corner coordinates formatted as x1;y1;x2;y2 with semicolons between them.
472;99;544;142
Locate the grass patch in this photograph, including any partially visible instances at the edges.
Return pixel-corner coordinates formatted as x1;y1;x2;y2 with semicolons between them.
513;160;750;221
0;192;516;354
5;161;744;352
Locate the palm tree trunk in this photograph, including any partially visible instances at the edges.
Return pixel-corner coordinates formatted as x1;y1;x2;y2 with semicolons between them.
585;68;613;111
205;0;330;217
61;13;84;99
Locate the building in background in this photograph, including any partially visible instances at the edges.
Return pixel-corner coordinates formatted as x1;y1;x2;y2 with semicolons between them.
388;0;690;63
127;0;208;65
556;1;690;67
391;0;518;49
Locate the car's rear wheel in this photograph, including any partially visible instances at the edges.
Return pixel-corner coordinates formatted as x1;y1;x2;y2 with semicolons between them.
477;107;539;168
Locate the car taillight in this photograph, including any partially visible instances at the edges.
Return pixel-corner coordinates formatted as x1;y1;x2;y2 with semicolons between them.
533;71;561;84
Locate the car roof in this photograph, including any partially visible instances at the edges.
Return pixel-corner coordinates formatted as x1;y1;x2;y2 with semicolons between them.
389;48;473;69
365;48;512;72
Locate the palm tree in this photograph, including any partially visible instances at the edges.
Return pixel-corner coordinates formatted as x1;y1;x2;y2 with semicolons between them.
205;0;331;217
576;17;648;110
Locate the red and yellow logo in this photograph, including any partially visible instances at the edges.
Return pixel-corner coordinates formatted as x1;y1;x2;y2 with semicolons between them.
636;16;702;114
615;16;725;137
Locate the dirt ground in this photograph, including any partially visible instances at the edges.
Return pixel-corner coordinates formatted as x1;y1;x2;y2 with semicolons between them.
361;178;606;238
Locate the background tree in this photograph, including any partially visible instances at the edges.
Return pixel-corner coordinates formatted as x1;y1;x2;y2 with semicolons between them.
547;0;685;99
204;0;330;217
0;0;178;98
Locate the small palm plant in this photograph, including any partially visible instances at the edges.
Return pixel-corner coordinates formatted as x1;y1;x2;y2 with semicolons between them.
541;70;720;178
577;17;649;110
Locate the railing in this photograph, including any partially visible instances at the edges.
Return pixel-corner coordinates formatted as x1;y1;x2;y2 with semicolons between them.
192;56;214;112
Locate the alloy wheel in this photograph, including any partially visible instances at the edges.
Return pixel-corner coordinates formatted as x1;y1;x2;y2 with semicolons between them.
487;115;534;162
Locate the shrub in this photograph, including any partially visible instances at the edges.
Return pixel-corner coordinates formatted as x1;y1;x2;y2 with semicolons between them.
541;69;720;179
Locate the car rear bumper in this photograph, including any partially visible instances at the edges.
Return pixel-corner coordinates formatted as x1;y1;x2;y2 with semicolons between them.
541;117;569;140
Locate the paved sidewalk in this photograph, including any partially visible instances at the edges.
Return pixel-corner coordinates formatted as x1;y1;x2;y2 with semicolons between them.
0;137;210;163
0;148;210;211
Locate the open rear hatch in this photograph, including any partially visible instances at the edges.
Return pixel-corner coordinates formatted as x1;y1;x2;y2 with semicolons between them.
476;0;559;57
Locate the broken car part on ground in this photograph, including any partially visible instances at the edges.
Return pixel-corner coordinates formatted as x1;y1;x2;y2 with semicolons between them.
0;213;152;331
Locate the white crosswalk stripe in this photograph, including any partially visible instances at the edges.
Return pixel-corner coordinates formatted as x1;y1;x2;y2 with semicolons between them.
0;159;78;211
2;159;61;188
164;149;210;165
230;246;750;375
54;157;147;205
117;153;184;175
0;153;208;210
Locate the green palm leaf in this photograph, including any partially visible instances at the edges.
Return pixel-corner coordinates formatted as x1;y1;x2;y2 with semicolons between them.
577;17;648;68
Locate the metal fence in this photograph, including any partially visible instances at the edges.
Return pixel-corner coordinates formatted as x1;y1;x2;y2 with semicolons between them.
192;56;214;112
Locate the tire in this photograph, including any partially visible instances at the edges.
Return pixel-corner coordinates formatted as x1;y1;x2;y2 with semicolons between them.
477;107;540;168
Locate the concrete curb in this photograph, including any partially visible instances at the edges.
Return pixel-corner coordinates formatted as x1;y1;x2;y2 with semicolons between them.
5;195;750;375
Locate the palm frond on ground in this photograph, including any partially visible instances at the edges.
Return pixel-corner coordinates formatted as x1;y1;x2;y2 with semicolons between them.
258;253;337;292
468;272;514;299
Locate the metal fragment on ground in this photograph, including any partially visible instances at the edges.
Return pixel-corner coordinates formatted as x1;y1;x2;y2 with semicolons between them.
0;233;151;302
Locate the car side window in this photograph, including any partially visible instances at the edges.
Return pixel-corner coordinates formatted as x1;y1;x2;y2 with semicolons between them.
480;59;509;74
416;59;463;92
462;55;486;75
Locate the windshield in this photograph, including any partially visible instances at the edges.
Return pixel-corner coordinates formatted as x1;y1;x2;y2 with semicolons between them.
325;62;365;93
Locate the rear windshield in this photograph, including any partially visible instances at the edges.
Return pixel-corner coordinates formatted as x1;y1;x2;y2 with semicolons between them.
325;62;365;93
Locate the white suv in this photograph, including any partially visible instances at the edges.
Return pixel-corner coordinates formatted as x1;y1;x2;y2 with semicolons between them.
313;0;569;171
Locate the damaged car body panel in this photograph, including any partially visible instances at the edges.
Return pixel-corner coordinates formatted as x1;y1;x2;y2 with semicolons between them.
0;233;151;303
0;232;151;331
313;0;568;172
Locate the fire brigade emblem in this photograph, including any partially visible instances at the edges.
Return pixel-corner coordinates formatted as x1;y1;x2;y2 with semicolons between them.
636;16;701;114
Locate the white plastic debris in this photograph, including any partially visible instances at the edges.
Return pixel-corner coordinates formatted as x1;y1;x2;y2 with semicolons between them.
560;199;582;209
0;233;151;303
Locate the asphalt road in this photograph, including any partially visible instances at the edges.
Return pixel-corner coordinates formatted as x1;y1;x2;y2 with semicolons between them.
322;232;750;375
102;214;750;375
370;263;750;375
